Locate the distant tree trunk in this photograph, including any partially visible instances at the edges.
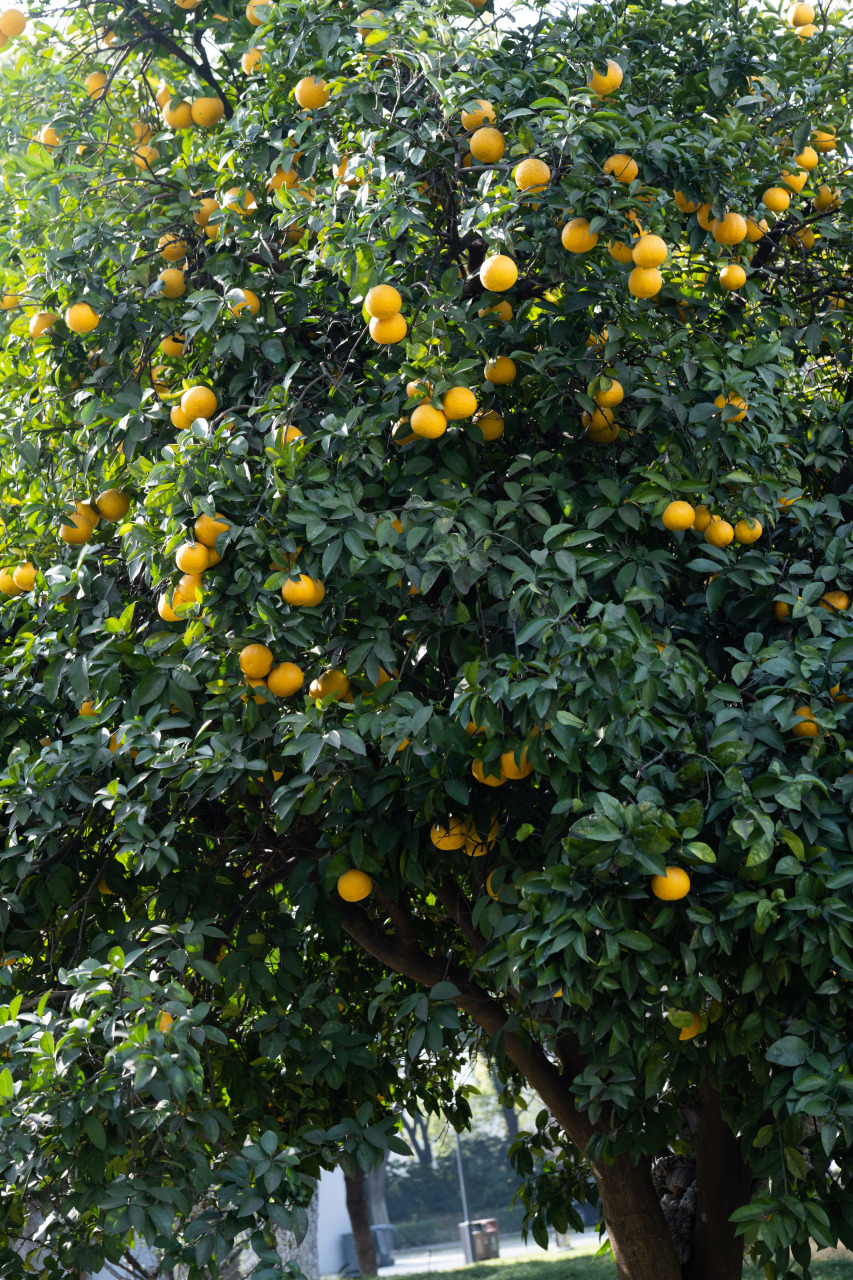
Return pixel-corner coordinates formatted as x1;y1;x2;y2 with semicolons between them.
366;1156;391;1225
400;1110;433;1166
344;1167;378;1276
491;1069;519;1140
682;1082;753;1280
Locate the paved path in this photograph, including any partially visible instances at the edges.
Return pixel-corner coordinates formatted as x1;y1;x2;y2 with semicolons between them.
377;1230;599;1275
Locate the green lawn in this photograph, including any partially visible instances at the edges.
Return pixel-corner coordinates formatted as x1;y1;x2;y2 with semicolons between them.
394;1248;853;1280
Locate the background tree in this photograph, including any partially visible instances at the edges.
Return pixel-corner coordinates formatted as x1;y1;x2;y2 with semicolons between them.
0;0;851;1279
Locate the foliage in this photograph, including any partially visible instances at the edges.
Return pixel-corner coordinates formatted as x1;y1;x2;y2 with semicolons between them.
0;0;851;1276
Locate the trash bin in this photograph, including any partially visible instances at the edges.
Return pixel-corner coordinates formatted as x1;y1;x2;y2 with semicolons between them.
340;1226;398;1275
371;1224;397;1267
459;1219;500;1263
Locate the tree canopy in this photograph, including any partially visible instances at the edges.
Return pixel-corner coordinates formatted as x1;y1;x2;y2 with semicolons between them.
0;0;852;1277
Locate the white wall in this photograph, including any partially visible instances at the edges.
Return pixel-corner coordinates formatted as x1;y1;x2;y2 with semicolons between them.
317;1165;351;1276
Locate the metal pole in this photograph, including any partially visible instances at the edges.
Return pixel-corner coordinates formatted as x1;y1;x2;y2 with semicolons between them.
455;1132;470;1222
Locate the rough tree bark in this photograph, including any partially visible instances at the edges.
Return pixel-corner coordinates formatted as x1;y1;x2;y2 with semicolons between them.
682;1081;754;1280
337;895;685;1280
344;1167;378;1276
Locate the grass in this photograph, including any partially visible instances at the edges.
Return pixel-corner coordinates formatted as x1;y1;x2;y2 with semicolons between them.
388;1246;853;1280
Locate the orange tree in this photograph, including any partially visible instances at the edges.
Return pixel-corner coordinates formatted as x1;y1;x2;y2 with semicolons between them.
0;0;852;1276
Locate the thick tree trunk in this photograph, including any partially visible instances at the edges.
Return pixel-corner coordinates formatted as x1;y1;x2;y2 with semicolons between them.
682;1081;753;1280
337;899;683;1280
366;1157;391;1225
344;1167;378;1275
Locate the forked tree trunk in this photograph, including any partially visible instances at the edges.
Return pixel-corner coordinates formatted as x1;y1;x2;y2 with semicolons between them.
682;1081;753;1280
344;1167;378;1275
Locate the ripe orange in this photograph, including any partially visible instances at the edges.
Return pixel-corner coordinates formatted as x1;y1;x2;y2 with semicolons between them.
734;517;762;544
478;300;512;322
472;758;505;787
0;8;26;36
762;186;790;213
60;512;95;544
65;302;99;333
745;217;768;242
239;643;274;678
158;269;186;299
411;404;447;438
651;867;690;900
430;818;468;850
267;662;304;696
469;127;506;164
230;288;260;317
484;356;516;384
295;77;329;110
12;562;35;592
175;542;210;573
29;311;58;337
499;745;533;779
476;411;504;441
819;590;850;613
593;379;623;408
514;158;551;193
677;1013;702;1041
337;869;372;902
282;574;324;606
603;153;638;183
158;233;187;262
714;393;747;421
0;568;22;596
632;235;667;267
365;284;402;318
191;97;225;127
662;500;695;531
85;71;108;100
162;99;193;129
673;190;699;213
160;332;185;357
628;267;662;298
561;218;598;253
442;387;477;420
705;517;734;548
792;706;818;737
369;314;408;344
310;669;352;701
692;505;711;532
96;489;130;520
588;60;623;95
195;512;230;546
479;254;518;292
181;385;217;421
719;264;746;291
711;212;747;245
461;98;496;130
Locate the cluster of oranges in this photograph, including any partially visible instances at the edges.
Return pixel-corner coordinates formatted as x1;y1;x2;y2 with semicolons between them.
661;499;762;549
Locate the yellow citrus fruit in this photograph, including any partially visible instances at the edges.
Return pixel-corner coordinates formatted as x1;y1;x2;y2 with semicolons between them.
269;165;299;192
162;99;193;129
243;677;268;705
479;254;518;292
369;314;407;344
430;818;468;850
157;1011;174;1033
469;127;506;164
267;662;304;696
677;1013;703;1041
593;379;623;408
781;169;807;193
96;489;130;521
411;404;448;438
229;288;260;317
762;186;790;213
171;405;192;430
734;517;762;544
475;411;504;441
39;125;64;149
812;130;836;152
472;758;505;787
631;235;667;268
85;71;108;100
662;500;695;531
813;185;841;212
132;145;160;170
181;385;217;421
175;542;210;573
696;203;714;230
513;158;550;192
719;264;746;291
309;668;351;701
627;267;662;298
65;302;99;333
241;47;264;73
239;643;274;678
714;393;747;421
295;77;329;110
223;186;257;216
29;311;58;337
158;269;186;299
465;816;499;857
789;0;814;21
0;568;23;596
461;98;496;130
194;512;230;546
794;145;818;170
673;190;700;213
710;212;747;245
819;590;850;612
705;517;734;548
194;197;219;227
745;217;768;242
11;562;35;591
177;573;203;599
0;8;26;36
603;153;638;183
282;574;324;606
442;387;477;420
160;332;186;358
499;745;533;780
246;0;269;23
191;97;225;127
478;299;512;322
561;218;598;253
337;869;372;902
365;284;402;319
588;59;623;95
692;505;711;532
792;706;818;737
608;240;634;263
158;233;187;262
484;356;517;384
651;867;690;900
60;513;95;544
